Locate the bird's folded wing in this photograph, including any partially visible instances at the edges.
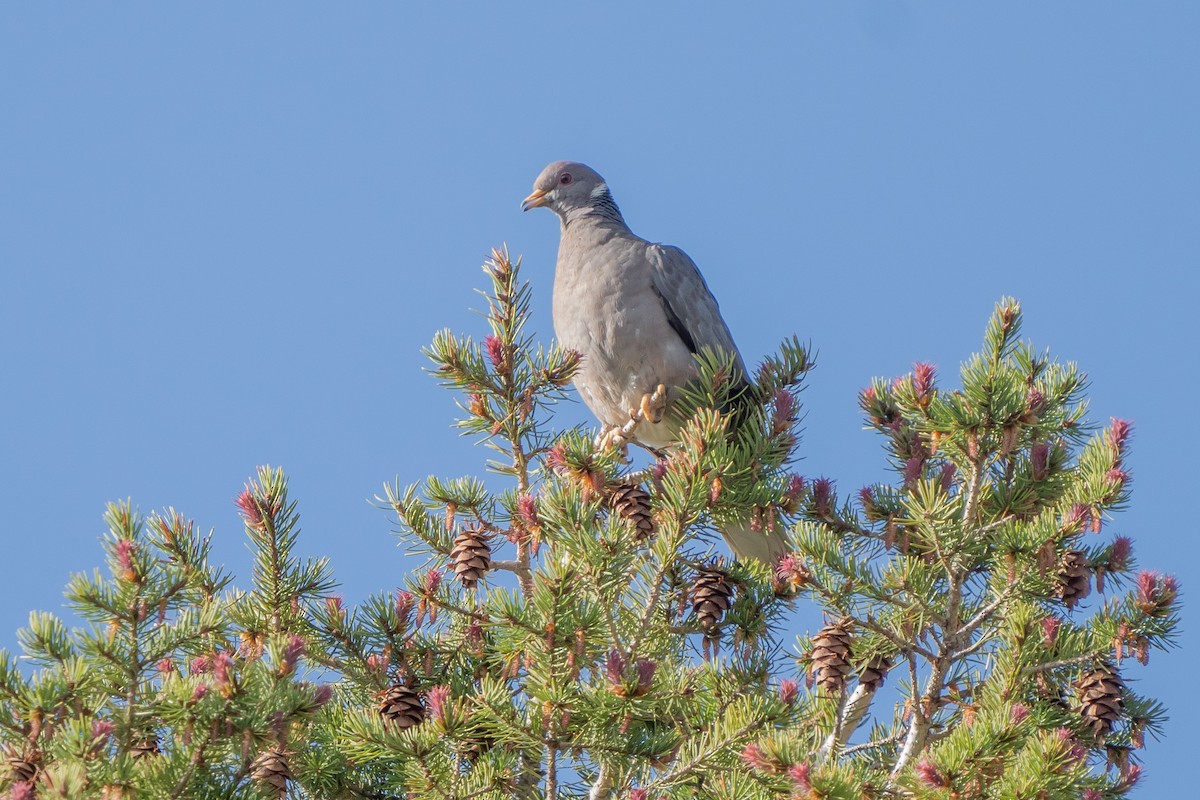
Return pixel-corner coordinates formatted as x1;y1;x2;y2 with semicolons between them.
646;244;747;374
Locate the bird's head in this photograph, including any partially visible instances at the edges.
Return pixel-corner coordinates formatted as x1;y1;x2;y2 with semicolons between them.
522;161;620;221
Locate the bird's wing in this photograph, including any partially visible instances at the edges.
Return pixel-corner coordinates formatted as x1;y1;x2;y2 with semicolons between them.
646;243;747;373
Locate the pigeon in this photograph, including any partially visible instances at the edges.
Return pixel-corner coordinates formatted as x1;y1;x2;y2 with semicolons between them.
522;160;788;563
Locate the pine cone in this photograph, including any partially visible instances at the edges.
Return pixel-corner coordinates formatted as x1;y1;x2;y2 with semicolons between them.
462;732;499;764
858;653;891;692
129;736;160;759
1077;662;1125;740
380;682;426;729
607;480;655;541
809;619;855;694
6;751;39;783
250;746;292;798
1056;550;1092;609
691;566;734;629
450;527;492;589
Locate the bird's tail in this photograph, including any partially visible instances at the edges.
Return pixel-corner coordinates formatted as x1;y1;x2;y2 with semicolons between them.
719;518;790;565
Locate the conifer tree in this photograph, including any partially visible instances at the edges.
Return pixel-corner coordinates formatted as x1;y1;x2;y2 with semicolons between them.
0;248;1178;799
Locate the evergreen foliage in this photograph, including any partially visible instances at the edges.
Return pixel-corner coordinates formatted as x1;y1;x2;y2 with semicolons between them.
0;249;1178;799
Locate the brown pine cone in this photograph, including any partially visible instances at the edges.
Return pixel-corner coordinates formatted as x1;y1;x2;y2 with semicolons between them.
607;480;655;541
250;745;292;798
691;566;734;629
809;619;855;694
450;527;492;589
5;749;39;783
379;682;426;729
857;653;891;692
1056;550;1092;609
1077;662;1125;740
129;736;160;759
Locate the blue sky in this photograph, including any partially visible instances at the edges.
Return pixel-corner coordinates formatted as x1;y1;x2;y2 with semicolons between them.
1;2;1196;793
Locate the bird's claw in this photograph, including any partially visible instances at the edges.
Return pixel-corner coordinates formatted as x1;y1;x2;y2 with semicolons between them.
641;384;668;424
596;385;669;461
596;426;632;462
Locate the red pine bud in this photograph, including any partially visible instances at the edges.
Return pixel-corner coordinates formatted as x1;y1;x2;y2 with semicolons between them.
1025;387;1046;416
1119;764;1142;790
1108;537;1132;571
903;456;924;488
325;596;344;622
914;758;947;788
234;489;264;529
280;635;306;676
311;683;333;708
484;335;505;372
605;649;627;687
740;742;773;772
213;652;234;692
771;388;796;432
789;763;812;793
1136;571;1178;613
939;462;956;493
518;494;539;530
1041;616;1062;647
424;569;442;594
395;590;414;626
811;478;833;517
1063;503;1088;534
115;539;137;582
1109;418;1133;454
545;442;568;473
1055;727;1087;763
912;362;936;406
426;685;450;724
467;393;488;418
1031;442;1050;481
634;659;657;695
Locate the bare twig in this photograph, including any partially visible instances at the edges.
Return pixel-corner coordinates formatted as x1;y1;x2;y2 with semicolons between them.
842;732;905;756
821;681;878;759
588;762;615;800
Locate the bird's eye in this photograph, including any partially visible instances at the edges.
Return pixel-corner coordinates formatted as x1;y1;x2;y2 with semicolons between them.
560;173;573;185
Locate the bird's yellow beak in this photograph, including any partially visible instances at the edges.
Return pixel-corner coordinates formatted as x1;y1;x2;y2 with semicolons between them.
521;189;550;212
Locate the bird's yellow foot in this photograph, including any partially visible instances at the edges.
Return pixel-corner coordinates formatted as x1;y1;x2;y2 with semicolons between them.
595;425;632;462
640;384;668;424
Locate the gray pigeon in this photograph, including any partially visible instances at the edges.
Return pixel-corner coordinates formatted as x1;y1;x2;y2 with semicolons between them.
522;160;788;563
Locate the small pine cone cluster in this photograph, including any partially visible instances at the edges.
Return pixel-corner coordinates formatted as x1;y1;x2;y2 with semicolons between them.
1056;550;1092;609
857;654;891;692
450;527;492;589
691;566;734;629
380;682;426;729
1077;662;1125;739
809;619;855;693
250;746;292;798
607;480;655;541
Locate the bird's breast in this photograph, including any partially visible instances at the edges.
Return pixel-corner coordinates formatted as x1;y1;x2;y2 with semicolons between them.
552;233;697;438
